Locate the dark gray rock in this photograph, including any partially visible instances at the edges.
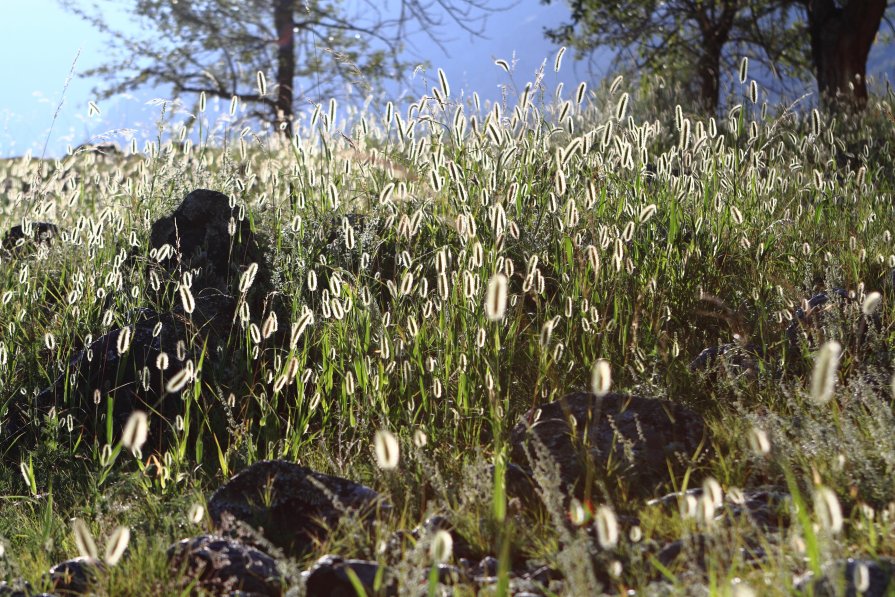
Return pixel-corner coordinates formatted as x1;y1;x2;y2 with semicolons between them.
209;460;386;557
689;342;763;377
302;555;395;597
167;535;282;596
648;486;791;530
510;392;710;499
147;189;266;295
2;222;58;254
796;558;894;597
6;294;236;454
46;557;105;595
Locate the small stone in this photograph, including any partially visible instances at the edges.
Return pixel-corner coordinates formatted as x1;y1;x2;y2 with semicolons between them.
167;535;282;596
302;555;395;597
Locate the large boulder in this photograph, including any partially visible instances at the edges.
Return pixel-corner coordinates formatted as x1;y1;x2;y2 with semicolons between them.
147;188;266;295
167;535;283;596
4;189;270;455
1;221;58;255
510;392;710;500
209;460;386;557
6;294;236;453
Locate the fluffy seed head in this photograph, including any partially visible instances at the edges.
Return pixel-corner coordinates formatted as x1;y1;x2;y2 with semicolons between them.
485;273;509;321
430;529;453;563
374;430;400;470
862;291;882;316
594;505;619;548
72;519;98;560
810;340;841;404
121;410;149;456
814;485;843;534
104;526;130;566
591;359;612;397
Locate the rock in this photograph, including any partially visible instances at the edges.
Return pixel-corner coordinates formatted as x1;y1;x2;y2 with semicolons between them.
648;486;791;530
785;288;850;350
209;460;386;556
412;515;478;561
47;557;105;595
689;342;762;377
510;392;709;499
302;555;395;597
10;294;235;453
2;221;58;254
147;189;266;295
167;535;282;596
796;557;894;597
0;579;51;597
656;534;766;572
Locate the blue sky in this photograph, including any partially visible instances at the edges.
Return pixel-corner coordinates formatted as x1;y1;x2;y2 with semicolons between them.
1;2;891;159
0;1;604;158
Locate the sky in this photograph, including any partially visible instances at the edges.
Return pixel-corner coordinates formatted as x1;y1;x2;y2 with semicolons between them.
0;1;605;159
0;2;891;159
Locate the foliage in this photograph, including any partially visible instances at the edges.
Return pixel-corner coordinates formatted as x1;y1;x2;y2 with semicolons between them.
0;56;894;593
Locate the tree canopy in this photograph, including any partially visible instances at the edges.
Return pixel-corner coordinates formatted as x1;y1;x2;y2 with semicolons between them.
60;0;500;135
543;0;893;113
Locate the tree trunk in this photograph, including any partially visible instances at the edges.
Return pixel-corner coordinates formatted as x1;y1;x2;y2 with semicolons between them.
274;0;295;136
696;46;722;114
806;0;886;111
695;2;735;115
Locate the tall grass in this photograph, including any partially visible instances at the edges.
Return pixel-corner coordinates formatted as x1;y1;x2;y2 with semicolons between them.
0;56;893;594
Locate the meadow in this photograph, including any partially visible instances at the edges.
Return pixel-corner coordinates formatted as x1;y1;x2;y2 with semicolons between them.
0;56;894;595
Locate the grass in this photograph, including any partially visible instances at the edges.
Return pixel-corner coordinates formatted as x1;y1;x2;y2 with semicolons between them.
0;60;894;595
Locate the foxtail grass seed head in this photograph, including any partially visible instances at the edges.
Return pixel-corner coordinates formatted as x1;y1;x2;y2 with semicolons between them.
166;366;192;394
72;519;99;560
855;562;870;593
188;503;205;524
703;477;723;508
374;430;399;470
485;273;508;321
179;284;195;314
115;326;132;355
591;359;612;397
256;70;267;96
122;410;148;456
615;92;629;121
104;526;130;566
814;485;843;534
862;291;882;315
262;311;278;339
739;57;749;84
594;505;619;548
429;529;453;563
554;46;566;72
811;341;841;404
413;428;427;448
569;499;590;525
811;108;822;136
240;262;259;293
748;427;771;456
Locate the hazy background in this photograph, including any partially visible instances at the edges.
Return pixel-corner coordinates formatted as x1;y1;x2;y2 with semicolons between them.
0;1;605;158
1;1;892;159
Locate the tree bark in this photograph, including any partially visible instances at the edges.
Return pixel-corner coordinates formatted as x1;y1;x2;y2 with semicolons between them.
695;2;736;115
696;44;722;114
274;0;295;136
806;0;886;111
